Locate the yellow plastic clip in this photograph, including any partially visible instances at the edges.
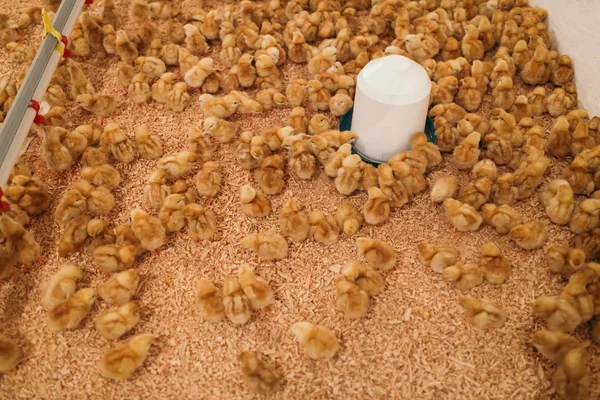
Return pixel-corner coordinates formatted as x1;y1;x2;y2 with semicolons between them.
41;9;65;56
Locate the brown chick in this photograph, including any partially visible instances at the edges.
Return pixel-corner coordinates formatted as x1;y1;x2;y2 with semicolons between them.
341;260;384;296
520;45;549;85
509;220;548;250
255;155;285;195
363;187;390;226
443;198;482;232
539;179;575;225
532;330;580;363
279;198;309;242
563;157;594;196
58;215;90;257
47;288;96;331
335;155;362;195
480;242;511;284
291;322;339;360
458;177;493;210
143;170;170;209
134;125;163;160
287;107;308;133
0;334;20;373
453;132;481;169
75;93;116;117
335;201;363;237
40;127;73;172
240;185;270;218
238;264;274;310
308;210;340;246
40;263;81;310
456;77;481;112
73;179;115;216
546;246;586;277
411;132;442;170
195;162;221;198
491;77;516;110
286;79;307;107
418;243;459;273
551;55;574;87
95;301;140;340
286;139;315;180
378;163;409;209
100;123;137;164
569;199;600;234
223;276;252;325
4;176;50;217
166;82;190;112
131;209;166;252
534;294;584;332
158;194;185;233
81;164;121;190
459;296;507;328
157;151;197;180
199;94;238;119
98;334;153;381
481;203;522;234
93;244;137;273
240;232;288;260
238;351;281;395
196;279;225;322
323;143;351;177
183;203;217;241
355;236;397;271
188;126;214;162
98;269;139;306
335;276;369;319
54;188;87;228
442;262;484;291
0;214;40;265
116;30;138;64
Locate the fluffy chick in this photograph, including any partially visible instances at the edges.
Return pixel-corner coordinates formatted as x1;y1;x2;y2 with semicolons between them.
539;179;575;225
196;279;225;322
97;334;153;381
98;269;139;305
308;210;339;246
238;351;281;395
459;296;507;328
480;242;511;284
355;236;397;271
240;185;270;218
95;301;140;340
183;203;217;241
46;288;96;331
546;246;586;277
335;276;369;319
481;203;522;234
134;125;163;160
418;243;459;273
442;262;484;291
443;198;482;232
509;220;548;250
222;276;252;325
130;209;166;251
195;162;221;198
335;201;363;237
291;322;339;360
240;232;288;260
238;264;274;310
453;132;481;169
40;263;81;310
363;187;390;226
255;155;285;195
279;198;309;242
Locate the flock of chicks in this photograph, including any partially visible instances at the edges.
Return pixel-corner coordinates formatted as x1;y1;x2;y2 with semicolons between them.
0;0;599;397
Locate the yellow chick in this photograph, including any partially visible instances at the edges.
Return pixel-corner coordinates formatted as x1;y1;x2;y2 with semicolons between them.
223;276;253;325
195;162;221;198
546;88;572;118
291;322;339;360
452;131;481;169
185;58;214;89
288;31;312;63
236;53;256;88
143;170;170;209
98;334;153;381
308;210;339;246
81;164;121;190
341;260;384;296
404;34;439;63
459;296;507;328
279;198;309;242
442;262;484;291
4;175;51;216
0;215;40;265
0;334;20;373
40;263;81;310
188;126;214;162
481;203;522;234
158;151;197;180
134;125;163;160
130;209;166;252
183;24;206;55
287;107;308;133
356;236;397;271
329;93;353;117
418;243;459;273
461;25;485;62
509;220;548;250
158;194;185;233
93;244;137;273
238;351;281;395
480;242;511;284
256;89;286;110
98;269;139;306
166;82;190;112
569;199;600;234
238;264;274;310
128;73;151;104
546;246;586;277
551;55;574;87
287;140;316;180
255;155;285;195
510;95;533;124
307;80;331;112
491;77;516;110
378;164;409;209
73;179;115;216
54;188;87;228
443;198;482;232
520;45;549;85
197;279;225;322
95;301;140;340
363;187;390;226
308;47;337;75
456;77;481;112
220;34;242;67
532;330;580;363
335;201;363;237
203;117;237;144
335;155;362;195
75;93;116;117
184;203;217;241
199;93;238;119
240;185;270;218
539;179;575;225
335;276;369;319
58;215;91;257
286;79;308;107
533;295;583;332
458;177;493;210
116;30;138;64
40;127;73;172
572;122;595;157
240;232;288;260
563;157;594;196
47;288;96;331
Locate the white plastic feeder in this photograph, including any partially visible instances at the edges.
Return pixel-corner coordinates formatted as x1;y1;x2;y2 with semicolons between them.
351;55;431;163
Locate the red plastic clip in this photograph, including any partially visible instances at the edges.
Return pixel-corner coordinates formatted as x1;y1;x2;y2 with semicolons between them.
85;0;94;4
0;188;9;212
61;36;72;58
29;100;45;124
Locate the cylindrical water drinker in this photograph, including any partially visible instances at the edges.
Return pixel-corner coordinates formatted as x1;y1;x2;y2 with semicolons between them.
350;55;432;163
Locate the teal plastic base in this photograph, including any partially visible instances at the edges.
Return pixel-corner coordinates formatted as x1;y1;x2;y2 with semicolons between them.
338;107;437;166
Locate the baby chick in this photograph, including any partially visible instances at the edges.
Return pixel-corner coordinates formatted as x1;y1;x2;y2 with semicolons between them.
81;164;121;190
335;201;363;237
539;179;575;226
279;198;309;242
238;351;281;395
480;242;511;284
286;79;308;107
546;246;586;277
0;215;40;265
98;269;139;305
196;279;225;322
255;155;285;195
47;288;96;331
341;260;384;296
355;236;397;271
256;89;286;110
73;179;115;216
134;125;163;160
158;151;197;180
4;175;51;216
195;162;221;198
240;185;270;218
443;198;482;232
363;187;390;226
158;194;185;233
240;232;288;260
40;263;81;310
442;262;484;291
185;58;214;88
131;209;166;252
93;244;137;273
116;30;138;64
307;210;339;246
509;220;548;250
453;132;481;170
238;264;274;310
291;322;339;360
287;107;308;134
0;334;20;373
199;94;238;119
286;139;315;180
456;77;481;112
551;55;574;87
76;93;116;117
95;301;140;340
188;126;214;162
98;334;153;381
335;276;369;319
532;330;580;363
166;82;190;112
569;199;600;234
481;203;522;234
223;276;252;325
431;175;458;203
183;203;217;241
459;296;507;328
418;243;459;273
329;93;353;117
533;295;583;332
58;215;90;257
